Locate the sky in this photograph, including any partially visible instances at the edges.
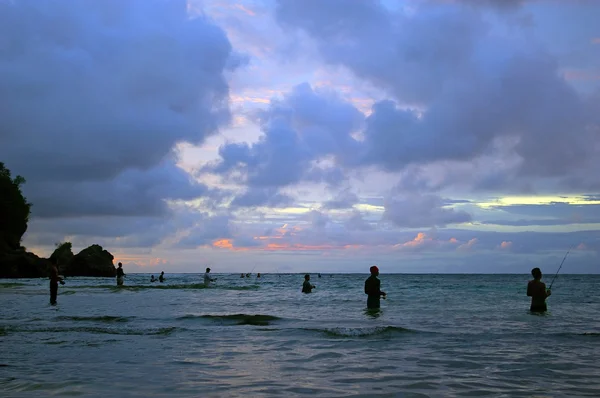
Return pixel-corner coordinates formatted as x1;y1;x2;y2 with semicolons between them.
1;0;599;274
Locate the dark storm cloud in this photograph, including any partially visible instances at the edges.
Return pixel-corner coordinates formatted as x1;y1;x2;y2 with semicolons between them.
383;194;472;228
174;215;233;248
0;0;237;217
344;210;374;231
204;83;362;188
323;188;359;210
24;162;214;218
275;0;600;189
24;205;224;249
307;210;330;229
230;188;294;208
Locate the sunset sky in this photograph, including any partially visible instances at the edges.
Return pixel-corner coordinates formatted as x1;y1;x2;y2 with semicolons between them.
1;0;599;273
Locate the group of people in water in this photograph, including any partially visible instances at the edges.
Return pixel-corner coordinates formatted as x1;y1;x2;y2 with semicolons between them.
48;260;552;312
150;271;165;283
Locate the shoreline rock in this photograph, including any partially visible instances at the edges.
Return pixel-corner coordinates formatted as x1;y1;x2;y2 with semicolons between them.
0;244;116;278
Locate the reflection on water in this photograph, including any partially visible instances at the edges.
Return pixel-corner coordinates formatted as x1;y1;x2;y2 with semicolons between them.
364;307;383;319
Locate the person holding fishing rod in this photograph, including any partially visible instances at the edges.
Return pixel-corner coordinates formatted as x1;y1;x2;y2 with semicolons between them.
527;268;551;312
49;257;65;305
527;248;571;312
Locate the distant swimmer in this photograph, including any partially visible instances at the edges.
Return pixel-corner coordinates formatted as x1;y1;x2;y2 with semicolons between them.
159;271;165;283
116;262;125;286
527;267;551;312
364;266;386;309
246;273;250;278
204;267;216;287
49;258;65;305
318;273;321;278
240;273;245;278
302;274;315;293
257;273;261;278
150;275;156;282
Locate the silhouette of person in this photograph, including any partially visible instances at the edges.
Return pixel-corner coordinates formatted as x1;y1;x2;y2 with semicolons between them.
49;257;65;305
302;274;315;293
527;267;551;312
204;267;216;286
150;275;156;282
364;266;386;309
158;271;165;283
240;273;245;278
116;262;125;286
257;273;261;278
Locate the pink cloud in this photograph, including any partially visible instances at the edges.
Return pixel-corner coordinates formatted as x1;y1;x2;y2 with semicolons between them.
457;238;478;252
392;232;459;252
563;69;600;81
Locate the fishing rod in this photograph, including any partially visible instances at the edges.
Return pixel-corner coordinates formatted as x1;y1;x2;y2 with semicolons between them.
246;264;257;276
548;247;572;290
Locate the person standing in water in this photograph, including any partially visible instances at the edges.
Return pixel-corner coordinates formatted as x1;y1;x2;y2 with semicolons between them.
364;266;386;309
49;258;65;305
527;267;551;312
158;271;165;282
204;267;216;287
116;262;125;286
302;274;315;293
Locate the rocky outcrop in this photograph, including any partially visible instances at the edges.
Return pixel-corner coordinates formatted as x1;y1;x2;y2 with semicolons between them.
63;244;116;277
0;164;116;278
0;246;51;278
0;243;116;278
50;242;74;268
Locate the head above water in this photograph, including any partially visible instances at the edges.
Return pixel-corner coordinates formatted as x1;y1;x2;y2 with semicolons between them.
370;266;379;276
531;267;542;280
206;267;211;273
118;262;122;268
304;274;310;280
160;271;164;275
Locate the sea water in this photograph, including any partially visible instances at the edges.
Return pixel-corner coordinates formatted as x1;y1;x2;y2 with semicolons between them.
1;273;599;397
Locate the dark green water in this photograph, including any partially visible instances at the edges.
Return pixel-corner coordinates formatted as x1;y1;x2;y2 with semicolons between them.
1;274;599;397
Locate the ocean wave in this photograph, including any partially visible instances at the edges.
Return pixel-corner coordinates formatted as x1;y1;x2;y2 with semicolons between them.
304;326;417;338
178;313;282;326
0;282;27;288
68;284;259;291
557;332;600;337
5;325;177;336
54;315;133;323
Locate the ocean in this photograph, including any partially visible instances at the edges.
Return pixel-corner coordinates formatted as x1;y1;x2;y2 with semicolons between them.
1;273;599;397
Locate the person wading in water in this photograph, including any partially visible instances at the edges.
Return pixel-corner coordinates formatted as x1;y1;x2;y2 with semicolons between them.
527;267;551;312
49;258;65;305
364;265;386;309
116;262;125;286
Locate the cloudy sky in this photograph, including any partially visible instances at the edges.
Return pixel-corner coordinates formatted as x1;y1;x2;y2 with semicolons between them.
1;0;599;273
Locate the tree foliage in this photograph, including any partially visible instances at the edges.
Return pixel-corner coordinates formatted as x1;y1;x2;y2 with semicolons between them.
0;162;32;250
